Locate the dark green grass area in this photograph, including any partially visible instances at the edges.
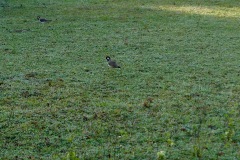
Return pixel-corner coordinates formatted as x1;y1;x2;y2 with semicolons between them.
1;0;240;159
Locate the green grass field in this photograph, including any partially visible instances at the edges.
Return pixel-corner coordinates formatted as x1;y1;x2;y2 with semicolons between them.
1;0;240;159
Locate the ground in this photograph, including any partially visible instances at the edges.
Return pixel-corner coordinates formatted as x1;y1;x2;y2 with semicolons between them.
0;0;240;159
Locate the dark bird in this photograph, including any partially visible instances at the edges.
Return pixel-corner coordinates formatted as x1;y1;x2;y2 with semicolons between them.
37;16;51;23
106;56;121;68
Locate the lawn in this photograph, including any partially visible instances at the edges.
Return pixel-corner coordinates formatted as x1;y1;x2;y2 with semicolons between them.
0;0;240;159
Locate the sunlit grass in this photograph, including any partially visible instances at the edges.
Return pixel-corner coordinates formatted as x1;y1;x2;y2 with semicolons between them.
142;5;240;18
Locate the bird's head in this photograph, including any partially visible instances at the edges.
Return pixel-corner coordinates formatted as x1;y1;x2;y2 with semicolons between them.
106;56;111;61
37;16;40;20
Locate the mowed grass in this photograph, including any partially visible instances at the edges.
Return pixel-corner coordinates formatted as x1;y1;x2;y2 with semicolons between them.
1;0;240;159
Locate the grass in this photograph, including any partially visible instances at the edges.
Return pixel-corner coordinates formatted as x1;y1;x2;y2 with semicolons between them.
1;0;240;159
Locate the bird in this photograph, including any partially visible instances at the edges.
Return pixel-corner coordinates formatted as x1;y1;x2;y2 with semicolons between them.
37;16;51;23
106;56;121;68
